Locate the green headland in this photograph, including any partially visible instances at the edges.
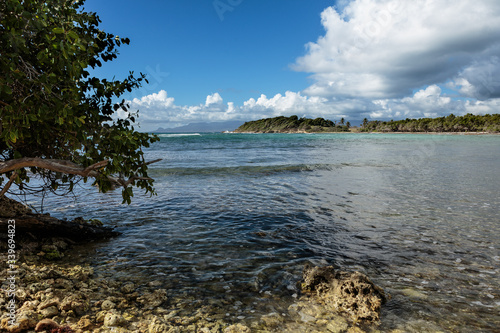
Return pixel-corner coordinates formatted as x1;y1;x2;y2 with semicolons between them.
234;114;500;133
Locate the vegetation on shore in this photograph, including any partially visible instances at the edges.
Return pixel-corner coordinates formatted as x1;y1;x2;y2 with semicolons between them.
234;115;351;133
0;0;159;205
234;113;500;134
361;113;500;133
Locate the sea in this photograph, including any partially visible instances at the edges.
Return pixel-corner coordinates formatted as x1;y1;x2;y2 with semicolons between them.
29;132;500;332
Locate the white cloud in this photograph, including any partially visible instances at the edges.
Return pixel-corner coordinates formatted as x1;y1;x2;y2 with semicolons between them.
293;0;500;100
128;90;341;131
205;92;223;106
242;91;329;116
368;85;500;120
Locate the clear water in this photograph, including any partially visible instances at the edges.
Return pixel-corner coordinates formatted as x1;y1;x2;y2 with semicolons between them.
27;133;500;332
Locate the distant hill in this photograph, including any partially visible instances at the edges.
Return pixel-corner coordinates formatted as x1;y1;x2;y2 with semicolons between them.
233;115;350;133
154;120;244;133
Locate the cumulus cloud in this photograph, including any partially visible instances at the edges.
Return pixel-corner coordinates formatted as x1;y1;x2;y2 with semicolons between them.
293;0;500;100
127;90;236;128
205;92;223;106
242;92;329;116
368;85;500;120
127;90;343;131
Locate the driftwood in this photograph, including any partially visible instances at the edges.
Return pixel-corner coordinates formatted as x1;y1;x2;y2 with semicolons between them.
0;196;120;241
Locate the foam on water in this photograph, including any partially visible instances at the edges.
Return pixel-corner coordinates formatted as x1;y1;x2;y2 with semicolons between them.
157;133;202;138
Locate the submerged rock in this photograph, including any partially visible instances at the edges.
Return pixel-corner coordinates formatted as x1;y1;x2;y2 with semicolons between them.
301;265;388;323
121;282;136;294
148;316;171;333
137;289;168;308
224;323;251;332
260;312;284;328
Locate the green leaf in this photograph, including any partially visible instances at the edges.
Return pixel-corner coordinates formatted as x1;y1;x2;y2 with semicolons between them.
68;30;79;40
52;27;64;34
9;131;17;143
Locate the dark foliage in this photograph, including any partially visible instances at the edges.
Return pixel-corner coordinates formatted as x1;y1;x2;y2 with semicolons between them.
235;115;350;133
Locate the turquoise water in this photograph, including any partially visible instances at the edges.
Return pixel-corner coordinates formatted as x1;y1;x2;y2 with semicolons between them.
35;133;500;332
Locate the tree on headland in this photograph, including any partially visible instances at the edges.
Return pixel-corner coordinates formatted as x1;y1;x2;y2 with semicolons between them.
360;113;500;133
234;116;350;133
0;0;160;205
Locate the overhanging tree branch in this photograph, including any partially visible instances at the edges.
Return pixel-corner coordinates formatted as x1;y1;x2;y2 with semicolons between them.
0;157;109;176
0;157;162;197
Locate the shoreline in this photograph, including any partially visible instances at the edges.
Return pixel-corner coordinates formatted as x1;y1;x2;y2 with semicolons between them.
0;238;386;333
0;197;387;333
230;130;500;135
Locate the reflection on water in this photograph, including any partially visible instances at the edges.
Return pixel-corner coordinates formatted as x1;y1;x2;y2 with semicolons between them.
30;133;500;332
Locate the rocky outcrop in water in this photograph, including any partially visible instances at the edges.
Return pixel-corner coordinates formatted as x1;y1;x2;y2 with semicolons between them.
300;265;389;324
0;196;120;241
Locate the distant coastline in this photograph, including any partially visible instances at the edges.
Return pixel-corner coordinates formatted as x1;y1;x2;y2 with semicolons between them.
233;115;350;133
233;114;500;134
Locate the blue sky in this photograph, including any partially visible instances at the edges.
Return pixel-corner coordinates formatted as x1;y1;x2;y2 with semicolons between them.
85;0;333;105
84;0;500;131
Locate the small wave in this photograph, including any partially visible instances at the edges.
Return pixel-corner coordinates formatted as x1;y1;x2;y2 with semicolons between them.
150;163;337;177
157;133;202;138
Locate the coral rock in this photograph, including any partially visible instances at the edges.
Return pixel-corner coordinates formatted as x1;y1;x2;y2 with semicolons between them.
101;300;116;310
104;312;127;327
40;305;59;318
148;316;170;333
224;323;252;332
35;318;60;331
137;289;168;308
302;265;388;323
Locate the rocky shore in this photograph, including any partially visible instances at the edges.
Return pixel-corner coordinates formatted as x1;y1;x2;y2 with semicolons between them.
1;199;391;333
0;247;389;332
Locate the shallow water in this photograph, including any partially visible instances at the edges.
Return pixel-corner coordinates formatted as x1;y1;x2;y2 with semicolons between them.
26;133;500;332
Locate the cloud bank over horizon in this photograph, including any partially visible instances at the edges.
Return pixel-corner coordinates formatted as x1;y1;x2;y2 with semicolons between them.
128;0;500;131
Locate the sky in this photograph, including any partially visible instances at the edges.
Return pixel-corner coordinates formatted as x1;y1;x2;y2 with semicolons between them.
84;0;500;131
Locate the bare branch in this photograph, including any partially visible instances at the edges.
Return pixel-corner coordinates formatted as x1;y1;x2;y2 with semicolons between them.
145;158;162;166
0;157;109;176
0;157;162;194
0;172;18;197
